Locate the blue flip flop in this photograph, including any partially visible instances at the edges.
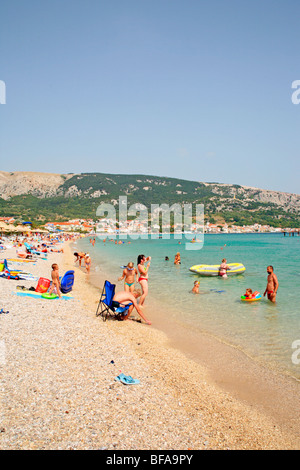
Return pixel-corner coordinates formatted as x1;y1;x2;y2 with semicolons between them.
115;373;140;385
0;309;9;314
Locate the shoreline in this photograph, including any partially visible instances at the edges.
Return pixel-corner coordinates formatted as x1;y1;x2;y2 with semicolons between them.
67;240;300;448
0;239;299;449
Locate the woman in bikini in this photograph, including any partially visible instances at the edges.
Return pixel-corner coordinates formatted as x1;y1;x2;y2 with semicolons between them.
219;258;230;278
118;262;138;293
137;254;151;306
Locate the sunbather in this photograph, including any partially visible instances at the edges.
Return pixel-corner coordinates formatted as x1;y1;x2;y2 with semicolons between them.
112;289;151;324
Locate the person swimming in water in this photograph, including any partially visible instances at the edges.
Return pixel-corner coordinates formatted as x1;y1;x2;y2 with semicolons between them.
174;252;181;265
192;280;200;294
118;262;138;293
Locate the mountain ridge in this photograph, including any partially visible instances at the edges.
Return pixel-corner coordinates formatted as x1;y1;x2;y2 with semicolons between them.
0;171;299;227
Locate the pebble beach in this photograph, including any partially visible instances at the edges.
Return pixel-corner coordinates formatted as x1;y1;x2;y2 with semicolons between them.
0;240;300;450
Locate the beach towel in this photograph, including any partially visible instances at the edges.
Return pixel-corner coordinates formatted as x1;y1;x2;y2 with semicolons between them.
15;289;73;300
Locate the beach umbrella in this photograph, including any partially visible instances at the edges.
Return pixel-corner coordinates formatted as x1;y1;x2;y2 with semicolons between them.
15;225;28;232
31;228;49;233
18;225;31;232
0;222;9;232
5;224;18;232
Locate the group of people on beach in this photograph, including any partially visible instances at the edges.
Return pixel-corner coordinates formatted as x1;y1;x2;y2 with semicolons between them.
115;254;152;324
74;243;152;324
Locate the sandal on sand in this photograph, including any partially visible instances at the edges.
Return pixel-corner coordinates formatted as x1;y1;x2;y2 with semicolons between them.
115;373;140;385
0;309;9;314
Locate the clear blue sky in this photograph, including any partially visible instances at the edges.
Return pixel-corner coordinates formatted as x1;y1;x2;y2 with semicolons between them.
1;0;300;193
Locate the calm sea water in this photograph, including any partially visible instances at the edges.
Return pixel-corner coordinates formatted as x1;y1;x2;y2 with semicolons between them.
77;233;300;380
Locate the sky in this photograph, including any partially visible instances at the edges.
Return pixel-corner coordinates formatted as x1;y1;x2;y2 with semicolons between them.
1;0;300;194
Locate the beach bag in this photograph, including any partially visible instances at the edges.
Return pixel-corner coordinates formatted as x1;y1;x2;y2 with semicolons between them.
35;277;51;293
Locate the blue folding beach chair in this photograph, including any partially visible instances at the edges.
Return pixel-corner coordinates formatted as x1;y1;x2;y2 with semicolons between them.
96;280;132;321
24;242;33;253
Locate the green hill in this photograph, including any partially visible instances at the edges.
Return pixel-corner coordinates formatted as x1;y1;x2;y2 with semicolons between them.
0;172;299;228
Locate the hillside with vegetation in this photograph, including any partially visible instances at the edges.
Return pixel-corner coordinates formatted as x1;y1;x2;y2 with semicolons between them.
0;171;299;228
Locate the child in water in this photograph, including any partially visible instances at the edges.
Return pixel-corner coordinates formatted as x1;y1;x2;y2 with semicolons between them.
192;280;200;294
244;288;253;298
243;288;260;299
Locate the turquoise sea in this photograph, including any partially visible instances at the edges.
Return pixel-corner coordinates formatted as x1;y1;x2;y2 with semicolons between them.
76;233;300;380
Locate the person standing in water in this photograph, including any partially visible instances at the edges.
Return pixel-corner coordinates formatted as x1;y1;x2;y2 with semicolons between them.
174;252;181;265
85;254;91;274
137;254;151;306
263;265;278;303
219;258;230;278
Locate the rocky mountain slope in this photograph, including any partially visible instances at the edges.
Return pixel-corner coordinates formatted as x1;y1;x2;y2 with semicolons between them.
0;171;299;226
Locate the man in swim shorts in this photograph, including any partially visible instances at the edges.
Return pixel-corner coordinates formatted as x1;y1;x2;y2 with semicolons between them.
112;289;151;324
118;262;138;293
263;265;278;303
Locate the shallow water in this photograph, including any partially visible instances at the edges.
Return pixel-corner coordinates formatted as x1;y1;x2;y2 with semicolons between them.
77;233;300;380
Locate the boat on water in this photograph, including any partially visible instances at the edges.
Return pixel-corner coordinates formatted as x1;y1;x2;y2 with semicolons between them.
189;262;246;276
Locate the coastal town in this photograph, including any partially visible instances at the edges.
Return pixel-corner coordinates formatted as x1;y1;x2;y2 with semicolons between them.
0;215;299;235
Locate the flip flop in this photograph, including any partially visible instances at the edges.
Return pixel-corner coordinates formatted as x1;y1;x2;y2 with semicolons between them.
120;375;140;385
115;373;126;382
115;373;140;385
0;309;9;314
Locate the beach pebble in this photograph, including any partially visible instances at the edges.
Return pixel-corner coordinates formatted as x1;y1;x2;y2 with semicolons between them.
0;243;298;450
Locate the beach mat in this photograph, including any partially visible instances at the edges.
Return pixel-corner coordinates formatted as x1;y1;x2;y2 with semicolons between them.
15;289;73;300
7;258;37;264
